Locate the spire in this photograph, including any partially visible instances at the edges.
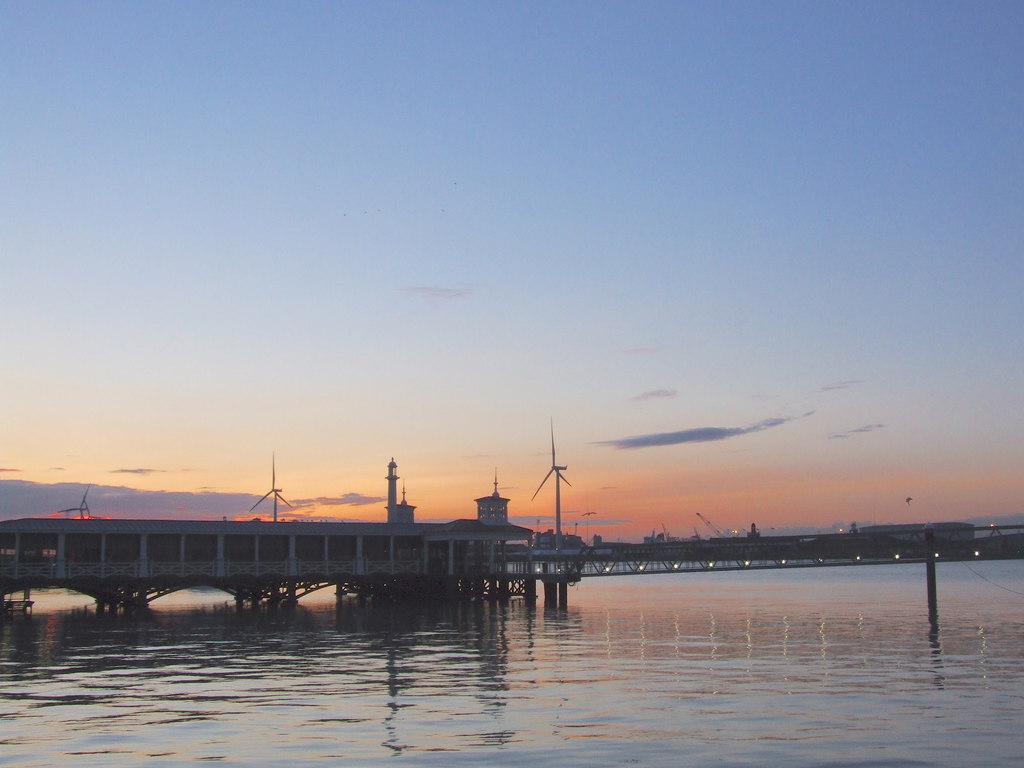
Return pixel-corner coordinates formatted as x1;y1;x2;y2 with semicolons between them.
493;467;500;497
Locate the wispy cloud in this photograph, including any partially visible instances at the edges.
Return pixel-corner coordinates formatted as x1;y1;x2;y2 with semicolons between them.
0;468;20;473
828;423;886;440
291;493;386;507
596;412;814;450
402;285;472;300
110;468;164;475
630;389;677;402
820;379;863;392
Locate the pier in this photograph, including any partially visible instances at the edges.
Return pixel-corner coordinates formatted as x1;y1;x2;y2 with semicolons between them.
518;522;1024;579
4;517;1022;614
0;517;536;613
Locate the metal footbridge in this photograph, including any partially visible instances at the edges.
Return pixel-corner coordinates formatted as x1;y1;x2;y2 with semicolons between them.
510;523;1024;582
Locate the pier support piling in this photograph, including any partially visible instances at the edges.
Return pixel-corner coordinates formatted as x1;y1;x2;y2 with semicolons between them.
925;523;938;625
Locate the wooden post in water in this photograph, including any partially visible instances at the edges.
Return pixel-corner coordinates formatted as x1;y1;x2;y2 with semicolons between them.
924;523;938;624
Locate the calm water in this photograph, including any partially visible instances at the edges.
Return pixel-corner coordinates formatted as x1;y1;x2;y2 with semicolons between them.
2;562;1023;767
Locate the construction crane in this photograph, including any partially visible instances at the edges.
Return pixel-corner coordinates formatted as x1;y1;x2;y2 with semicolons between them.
696;512;726;538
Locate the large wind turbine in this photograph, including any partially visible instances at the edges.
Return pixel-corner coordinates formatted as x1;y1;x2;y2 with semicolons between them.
251;455;291;522
531;423;571;552
59;485;91;519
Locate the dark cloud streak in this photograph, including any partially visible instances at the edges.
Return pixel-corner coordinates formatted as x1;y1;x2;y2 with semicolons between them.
596;413;814;450
828;423;886;440
291;493;385;507
630;389;677;402
820;380;863;392
402;286;471;300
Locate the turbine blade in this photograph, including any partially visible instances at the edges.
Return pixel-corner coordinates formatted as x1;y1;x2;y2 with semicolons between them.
277;493;292;507
550;420;556;464
250;490;273;511
531;469;554;501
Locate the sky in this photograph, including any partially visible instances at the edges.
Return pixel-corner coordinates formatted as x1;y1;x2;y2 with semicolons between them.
2;1;1022;540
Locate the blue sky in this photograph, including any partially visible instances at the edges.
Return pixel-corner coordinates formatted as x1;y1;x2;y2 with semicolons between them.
2;2;1022;537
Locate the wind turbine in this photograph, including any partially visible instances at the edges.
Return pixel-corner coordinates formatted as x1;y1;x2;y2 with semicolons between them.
251;455;291;522
59;485;91;519
531;423;571;552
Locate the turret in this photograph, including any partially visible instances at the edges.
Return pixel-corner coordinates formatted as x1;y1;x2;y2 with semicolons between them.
475;470;510;525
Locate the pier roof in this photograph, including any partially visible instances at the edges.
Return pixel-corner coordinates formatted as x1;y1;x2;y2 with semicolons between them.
0;517;532;541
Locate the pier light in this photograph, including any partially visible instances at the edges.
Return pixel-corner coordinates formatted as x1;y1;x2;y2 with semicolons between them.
673;563;680;569
974;551;981;557
894;553;900;560
638;564;645;571
934;553;940;559
743;560;750;567
855;555;861;561
781;559;787;565
535;565;543;573
604;566;612;572
708;561;715;568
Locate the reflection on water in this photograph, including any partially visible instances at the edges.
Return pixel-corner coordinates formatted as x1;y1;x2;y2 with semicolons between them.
2;563;1024;767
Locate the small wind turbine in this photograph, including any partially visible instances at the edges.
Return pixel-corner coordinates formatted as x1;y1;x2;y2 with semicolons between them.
59;485;91;519
251;456;291;522
531;423;571;552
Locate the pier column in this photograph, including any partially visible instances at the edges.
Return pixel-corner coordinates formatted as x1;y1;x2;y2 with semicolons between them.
139;535;149;578
215;535;225;577
543;581;557;606
925;523;938;625
448;540;455;577
558;580;568;607
56;533;66;579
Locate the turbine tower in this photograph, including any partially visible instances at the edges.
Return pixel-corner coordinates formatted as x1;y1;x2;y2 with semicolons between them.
59;485;91;519
531;422;571;552
251;455;291;522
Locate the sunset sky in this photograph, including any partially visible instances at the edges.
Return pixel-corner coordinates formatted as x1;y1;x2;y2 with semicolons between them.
2;2;1022;540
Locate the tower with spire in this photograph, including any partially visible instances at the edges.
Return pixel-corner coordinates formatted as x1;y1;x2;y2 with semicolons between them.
475;470;510;525
386;458;416;524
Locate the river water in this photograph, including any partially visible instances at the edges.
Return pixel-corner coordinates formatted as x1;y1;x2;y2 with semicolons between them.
2;561;1023;767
